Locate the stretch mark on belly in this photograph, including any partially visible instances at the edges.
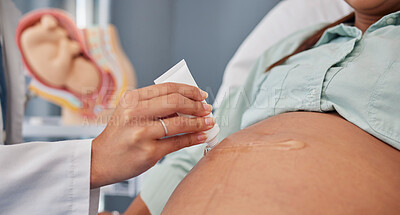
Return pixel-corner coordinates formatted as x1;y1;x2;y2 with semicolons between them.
202;148;240;213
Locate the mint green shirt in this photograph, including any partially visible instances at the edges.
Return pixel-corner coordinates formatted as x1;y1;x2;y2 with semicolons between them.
220;10;400;150
141;11;400;214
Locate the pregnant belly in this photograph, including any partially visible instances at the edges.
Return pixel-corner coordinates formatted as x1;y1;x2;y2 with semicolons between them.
163;112;400;215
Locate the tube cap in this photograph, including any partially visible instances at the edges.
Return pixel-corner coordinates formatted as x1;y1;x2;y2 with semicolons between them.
207;135;219;149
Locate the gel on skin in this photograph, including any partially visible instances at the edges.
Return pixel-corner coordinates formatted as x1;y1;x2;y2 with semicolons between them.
154;59;220;152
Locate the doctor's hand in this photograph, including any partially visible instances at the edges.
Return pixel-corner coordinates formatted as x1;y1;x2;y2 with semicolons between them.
90;83;215;188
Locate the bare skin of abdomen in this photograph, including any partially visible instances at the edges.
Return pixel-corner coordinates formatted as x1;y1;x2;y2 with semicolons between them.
163;112;400;214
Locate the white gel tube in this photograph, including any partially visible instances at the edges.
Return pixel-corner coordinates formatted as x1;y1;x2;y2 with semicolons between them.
154;59;220;152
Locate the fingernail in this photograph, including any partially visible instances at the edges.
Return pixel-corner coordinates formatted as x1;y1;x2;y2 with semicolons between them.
203;104;212;112
197;133;208;142
205;117;216;126
200;90;208;99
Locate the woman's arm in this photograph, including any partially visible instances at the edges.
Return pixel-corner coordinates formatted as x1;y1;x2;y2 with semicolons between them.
124;194;151;215
99;194;150;215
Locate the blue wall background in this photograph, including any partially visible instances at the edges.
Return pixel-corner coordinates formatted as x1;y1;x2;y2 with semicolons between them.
111;0;281;104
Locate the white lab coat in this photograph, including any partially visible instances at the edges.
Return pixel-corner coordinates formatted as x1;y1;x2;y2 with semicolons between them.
0;140;100;215
0;1;100;213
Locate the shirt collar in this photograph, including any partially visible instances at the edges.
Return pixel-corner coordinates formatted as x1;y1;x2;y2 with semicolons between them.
315;10;400;47
366;10;400;33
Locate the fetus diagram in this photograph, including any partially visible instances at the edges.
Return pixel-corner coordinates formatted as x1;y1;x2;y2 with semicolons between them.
16;9;136;124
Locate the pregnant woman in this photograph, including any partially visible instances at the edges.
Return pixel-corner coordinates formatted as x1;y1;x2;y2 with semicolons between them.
125;0;400;214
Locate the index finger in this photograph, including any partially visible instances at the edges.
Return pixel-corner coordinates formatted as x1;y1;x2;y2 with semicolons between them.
155;132;208;157
129;83;208;102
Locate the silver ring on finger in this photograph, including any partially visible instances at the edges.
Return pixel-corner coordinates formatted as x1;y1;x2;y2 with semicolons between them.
159;119;168;137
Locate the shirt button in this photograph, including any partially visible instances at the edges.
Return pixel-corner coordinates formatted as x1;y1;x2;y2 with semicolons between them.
386;17;395;25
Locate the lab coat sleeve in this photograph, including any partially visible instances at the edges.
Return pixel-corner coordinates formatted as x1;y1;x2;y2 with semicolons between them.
0;139;99;215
